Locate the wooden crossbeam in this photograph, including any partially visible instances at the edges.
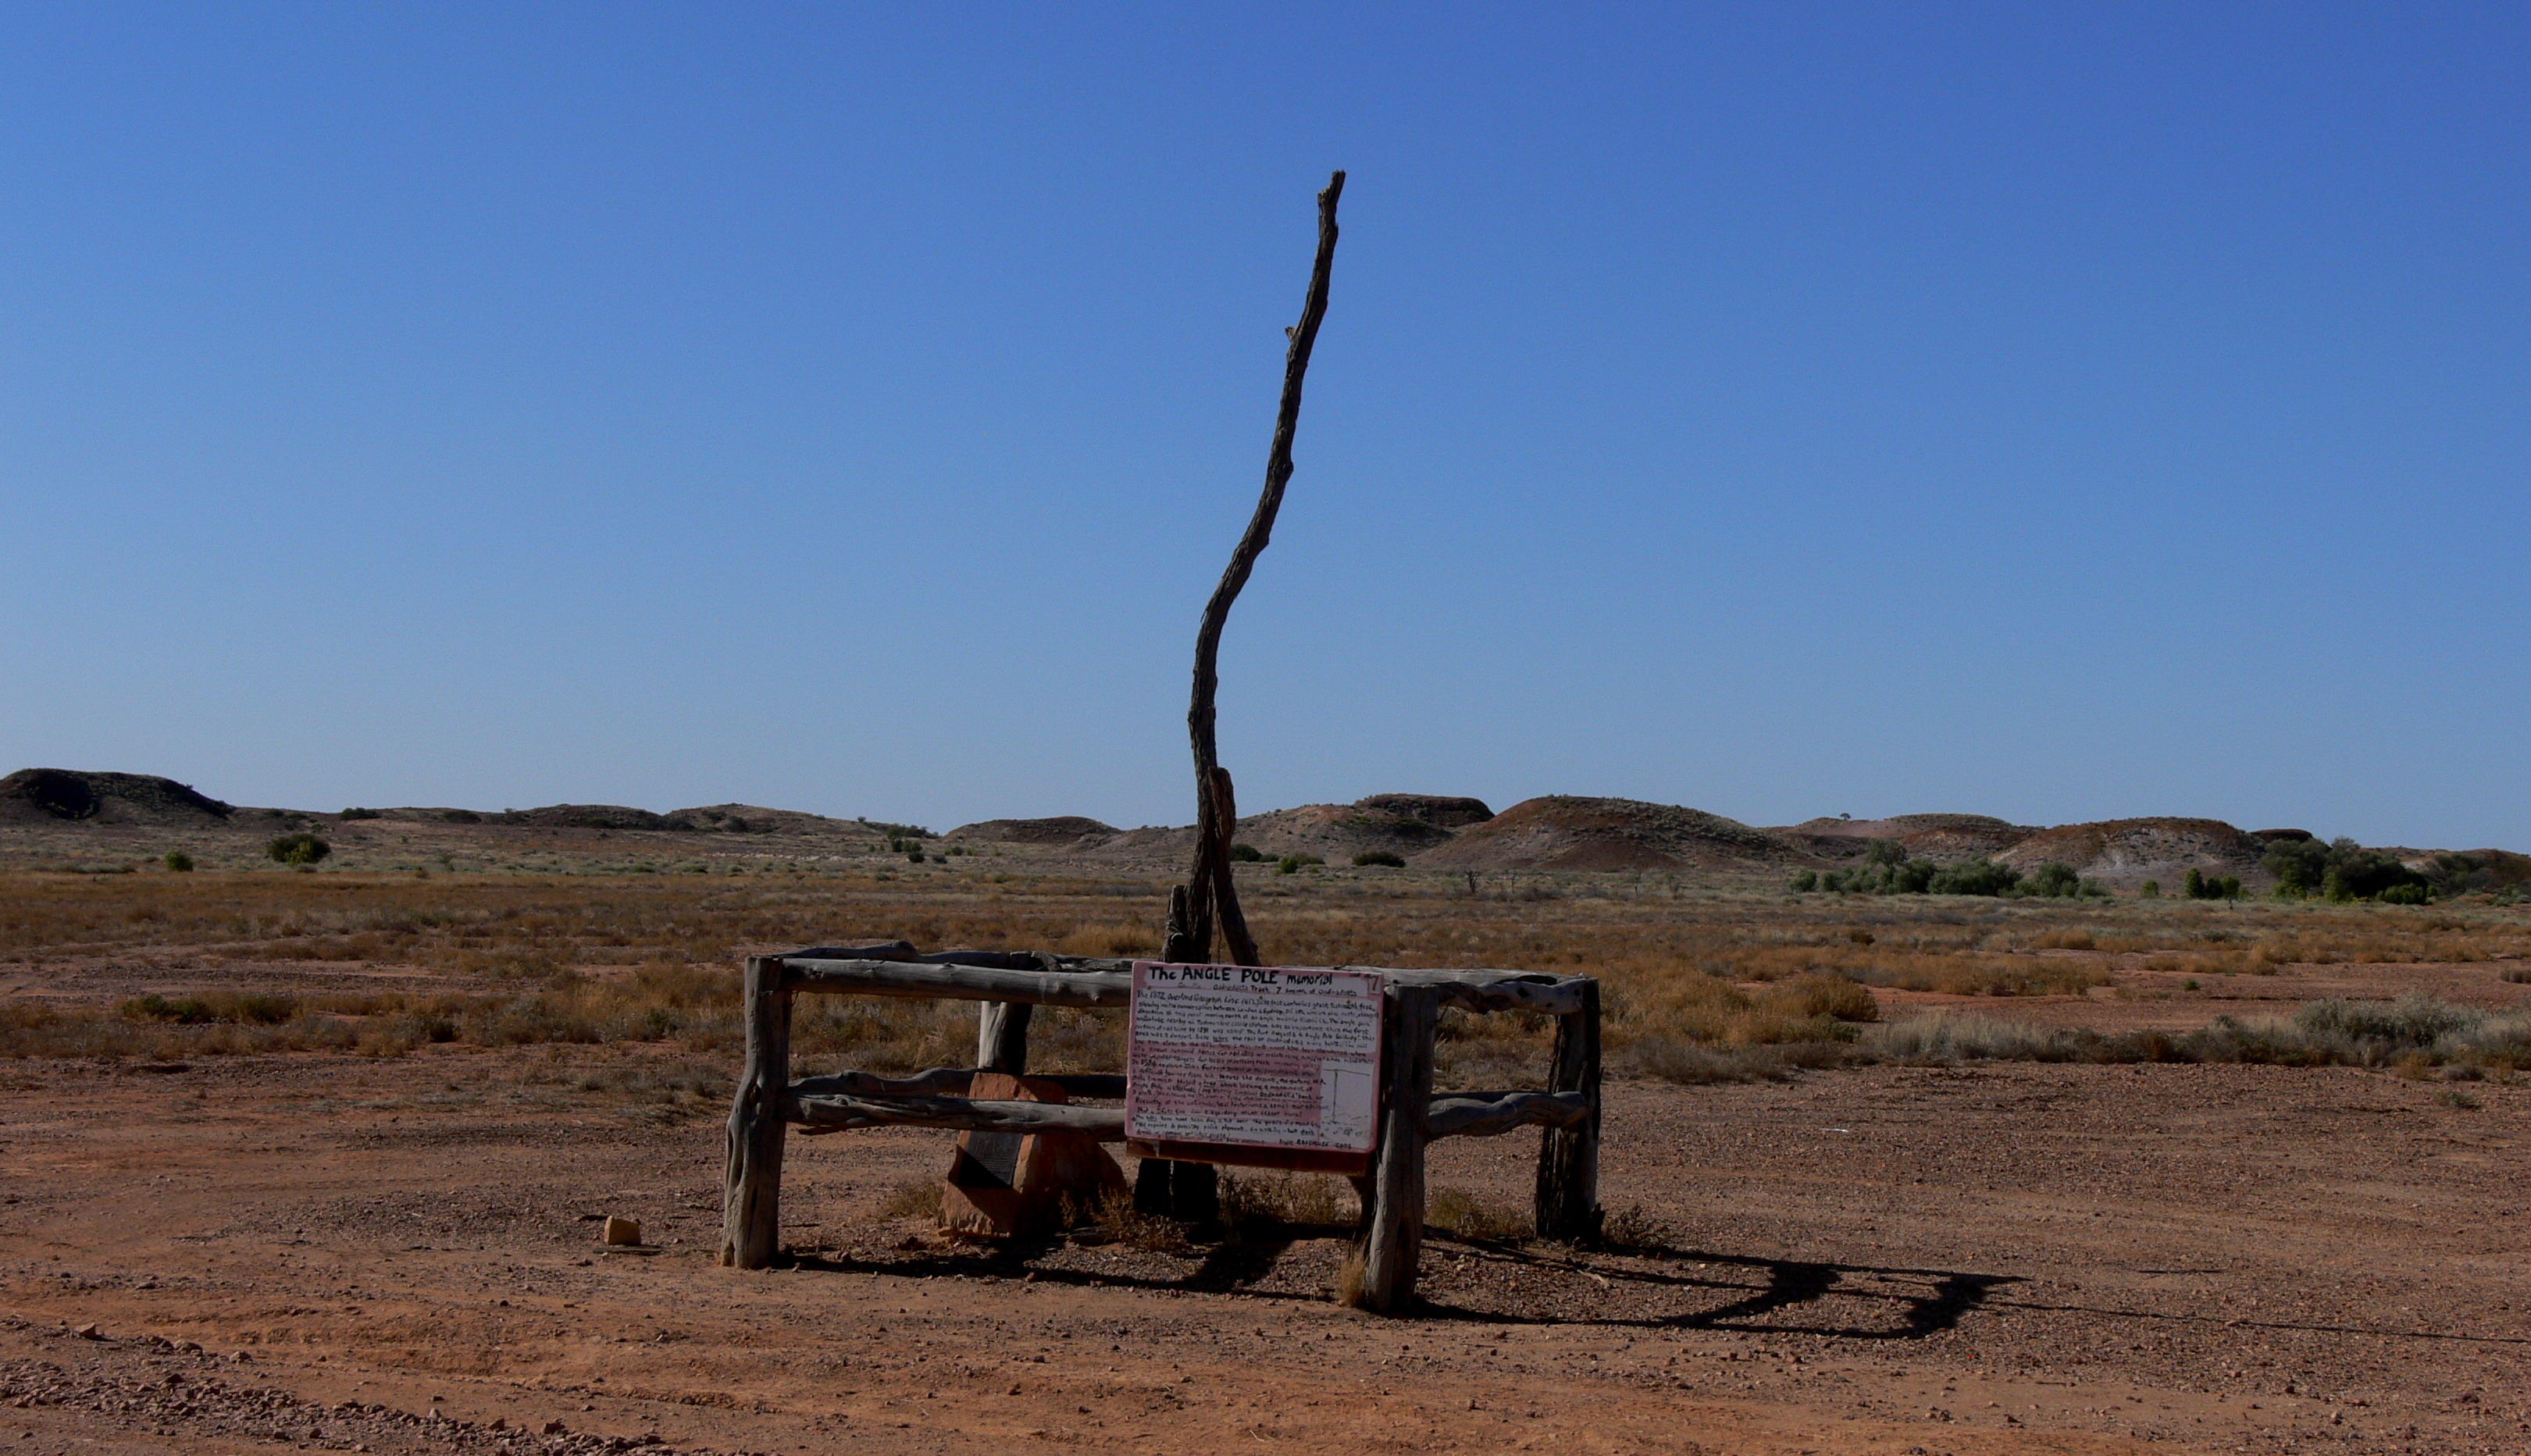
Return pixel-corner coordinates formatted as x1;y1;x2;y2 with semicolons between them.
1424;1089;1593;1140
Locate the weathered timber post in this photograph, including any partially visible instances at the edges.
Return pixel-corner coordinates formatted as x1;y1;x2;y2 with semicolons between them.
1534;977;1602;1242
719;954;792;1268
1351;981;1438;1313
977;1001;1031;1075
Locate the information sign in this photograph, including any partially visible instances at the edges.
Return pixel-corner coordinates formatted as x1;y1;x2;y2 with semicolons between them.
1125;962;1384;1173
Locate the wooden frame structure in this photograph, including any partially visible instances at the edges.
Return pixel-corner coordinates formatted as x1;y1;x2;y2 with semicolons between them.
719;940;1602;1313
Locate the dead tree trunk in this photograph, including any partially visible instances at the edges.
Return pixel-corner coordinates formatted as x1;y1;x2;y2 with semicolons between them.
1167;169;1345;967
1150;170;1344;1226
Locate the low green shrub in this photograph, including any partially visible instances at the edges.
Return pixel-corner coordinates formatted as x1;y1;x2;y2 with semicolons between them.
162;851;195;873
266;832;330;866
1352;850;1406;868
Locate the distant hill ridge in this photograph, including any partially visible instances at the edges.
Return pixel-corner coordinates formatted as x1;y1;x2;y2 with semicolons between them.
0;769;233;826
4;767;2514;879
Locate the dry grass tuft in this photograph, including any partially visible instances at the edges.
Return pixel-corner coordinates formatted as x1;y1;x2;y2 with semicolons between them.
876;1177;944;1223
1221;1171;1349;1230
1427;1187;1531;1242
1091;1187;1190;1252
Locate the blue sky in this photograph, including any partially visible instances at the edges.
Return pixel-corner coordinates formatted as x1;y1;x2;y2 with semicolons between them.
3;5;2524;846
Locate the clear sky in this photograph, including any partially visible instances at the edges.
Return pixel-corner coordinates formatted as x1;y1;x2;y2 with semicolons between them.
3;5;2524;847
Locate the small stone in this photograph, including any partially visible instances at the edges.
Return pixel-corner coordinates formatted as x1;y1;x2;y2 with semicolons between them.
73;1324;102;1340
543;1419;569;1434
602;1217;642;1247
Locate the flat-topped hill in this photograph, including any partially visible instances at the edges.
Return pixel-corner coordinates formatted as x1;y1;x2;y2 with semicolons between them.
1423;796;1791;871
1775;813;2037;862
947;816;1121;845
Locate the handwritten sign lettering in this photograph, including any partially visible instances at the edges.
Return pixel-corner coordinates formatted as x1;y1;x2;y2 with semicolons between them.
1125;963;1382;1168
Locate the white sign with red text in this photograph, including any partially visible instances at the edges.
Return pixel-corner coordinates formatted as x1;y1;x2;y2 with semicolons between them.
1125;962;1382;1155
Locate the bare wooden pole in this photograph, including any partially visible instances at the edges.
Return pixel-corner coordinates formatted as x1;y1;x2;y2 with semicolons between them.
1175;169;1346;964
1533;978;1602;1242
1349;981;1435;1313
719;955;791;1268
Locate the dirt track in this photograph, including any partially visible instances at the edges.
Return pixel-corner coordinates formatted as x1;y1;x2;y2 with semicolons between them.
5;1045;2524;1456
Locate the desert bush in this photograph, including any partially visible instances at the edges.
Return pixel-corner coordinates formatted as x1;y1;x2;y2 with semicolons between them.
119;991;298;1026
1229;843;1264;863
1864;1015;2090;1063
266;833;330;866
162;851;194;873
1788;870;1818;892
2138;879;2161;898
1863;994;2521;1073
1929;859;2019;896
442;810;482;824
2294;994;2477;1049
340;807;381;821
1275;854;1323;875
1352;851;1406;869
1757;972;1878;1023
2025;862;2082;898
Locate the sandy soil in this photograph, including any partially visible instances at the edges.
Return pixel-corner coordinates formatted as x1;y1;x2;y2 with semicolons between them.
5;1038;2526;1456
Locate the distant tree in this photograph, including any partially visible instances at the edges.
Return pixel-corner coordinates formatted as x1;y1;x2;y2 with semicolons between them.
2024;862;2082;898
1788;870;1820;892
339;806;382;821
2263;837;2328;897
1229;843;1264;863
162;850;194;873
2138;879;2161;899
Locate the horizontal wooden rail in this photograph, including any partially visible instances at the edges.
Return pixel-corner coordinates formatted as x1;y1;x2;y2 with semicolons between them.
782;1083;1582;1144
790;1067;1128;1099
1341;967;1590;1016
781;958;1133;1008
786;1091;1130;1139
772;950;1587;1016
1424;1089;1593;1140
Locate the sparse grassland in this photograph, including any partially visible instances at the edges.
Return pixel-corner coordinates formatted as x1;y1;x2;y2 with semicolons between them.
4;867;2527;1084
